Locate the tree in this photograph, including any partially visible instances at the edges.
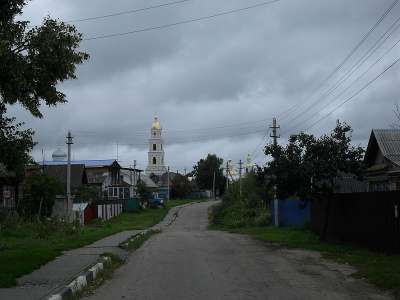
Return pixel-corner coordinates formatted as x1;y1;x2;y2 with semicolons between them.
193;154;225;195
0;0;89;118
170;174;192;199
265;121;365;239
75;185;100;203
136;179;151;207
22;172;62;218
0;103;34;178
265;121;364;200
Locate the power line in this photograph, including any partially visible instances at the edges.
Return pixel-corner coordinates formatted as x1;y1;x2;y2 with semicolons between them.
295;34;400;133
283;13;400;134
66;0;193;23
306;55;400;131
278;0;399;122
83;0;282;41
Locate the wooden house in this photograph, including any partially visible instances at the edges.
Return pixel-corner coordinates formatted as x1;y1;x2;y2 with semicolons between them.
364;129;400;191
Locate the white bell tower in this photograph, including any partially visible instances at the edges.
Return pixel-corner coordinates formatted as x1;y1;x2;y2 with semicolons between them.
145;116;167;176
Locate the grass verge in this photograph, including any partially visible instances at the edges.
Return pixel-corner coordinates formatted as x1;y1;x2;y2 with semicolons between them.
119;229;160;252
209;204;400;297
0;199;195;287
72;253;123;300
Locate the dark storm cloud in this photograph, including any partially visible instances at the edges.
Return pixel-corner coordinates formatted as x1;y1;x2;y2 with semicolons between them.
10;0;400;170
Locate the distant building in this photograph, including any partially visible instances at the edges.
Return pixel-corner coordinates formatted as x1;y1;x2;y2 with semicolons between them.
146;116;167;176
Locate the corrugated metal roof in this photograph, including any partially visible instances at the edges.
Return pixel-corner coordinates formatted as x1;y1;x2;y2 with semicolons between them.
371;129;400;167
39;159;117;167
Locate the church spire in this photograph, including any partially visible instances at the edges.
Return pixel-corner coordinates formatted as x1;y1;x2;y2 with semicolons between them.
146;116;167;176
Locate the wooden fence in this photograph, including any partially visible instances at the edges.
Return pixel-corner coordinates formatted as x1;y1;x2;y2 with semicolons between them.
311;191;400;253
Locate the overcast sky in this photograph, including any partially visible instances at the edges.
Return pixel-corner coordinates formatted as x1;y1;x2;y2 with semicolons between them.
9;0;400;171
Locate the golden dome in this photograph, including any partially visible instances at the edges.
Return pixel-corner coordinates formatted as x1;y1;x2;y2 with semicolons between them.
151;116;161;130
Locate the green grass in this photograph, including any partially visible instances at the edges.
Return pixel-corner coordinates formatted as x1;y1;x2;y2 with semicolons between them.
212;224;400;296
0;199;196;287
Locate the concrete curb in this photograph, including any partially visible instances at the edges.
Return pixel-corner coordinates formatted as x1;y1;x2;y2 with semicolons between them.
46;257;111;300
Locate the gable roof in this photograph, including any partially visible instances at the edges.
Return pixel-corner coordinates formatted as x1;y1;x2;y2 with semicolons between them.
43;164;87;193
139;174;158;189
365;129;400;167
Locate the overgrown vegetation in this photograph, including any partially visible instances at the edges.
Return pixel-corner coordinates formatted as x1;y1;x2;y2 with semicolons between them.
170;173;192;199
0;199;192;287
192;154;226;195
21;173;62;218
211;171;271;228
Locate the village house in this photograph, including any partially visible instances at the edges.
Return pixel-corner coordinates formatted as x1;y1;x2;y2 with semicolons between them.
364;129;400;192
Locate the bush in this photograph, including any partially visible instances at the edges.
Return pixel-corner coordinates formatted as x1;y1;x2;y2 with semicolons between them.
211;202;271;228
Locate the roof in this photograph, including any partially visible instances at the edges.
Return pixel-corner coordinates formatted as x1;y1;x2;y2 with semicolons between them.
39;160;118;168
43;164;87;192
159;172;181;186
140;174;158;188
334;176;368;194
365;129;400;167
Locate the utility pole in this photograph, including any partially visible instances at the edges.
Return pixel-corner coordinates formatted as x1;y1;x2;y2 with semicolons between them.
212;170;216;200
66;131;73;221
225;160;230;191
239;159;243;198
270;118;280;227
167;166;170;201
270;117;280;146
133;160;137;185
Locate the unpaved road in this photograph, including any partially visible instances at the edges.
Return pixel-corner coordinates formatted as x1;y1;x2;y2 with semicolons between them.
86;201;392;300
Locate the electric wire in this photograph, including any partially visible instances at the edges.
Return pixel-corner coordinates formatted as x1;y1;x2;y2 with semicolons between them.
306;55;400;131
277;0;399;122
83;0;282;41
66;0;193;23
283;13;400;134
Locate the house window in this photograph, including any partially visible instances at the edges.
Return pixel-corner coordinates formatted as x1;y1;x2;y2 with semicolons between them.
153;157;157;165
153;144;157;151
153;132;156;136
161;144;163;150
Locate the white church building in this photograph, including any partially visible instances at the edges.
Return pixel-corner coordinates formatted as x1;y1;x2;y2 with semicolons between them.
145;116;167;176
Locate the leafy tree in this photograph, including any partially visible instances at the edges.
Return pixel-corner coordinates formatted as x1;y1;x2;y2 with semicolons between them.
22;172;62;218
136;179;150;207
75;185;100;203
170;174;192;199
193;154;225;195
0;103;34;178
265;121;364;200
264;121;365;238
0;0;89;117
